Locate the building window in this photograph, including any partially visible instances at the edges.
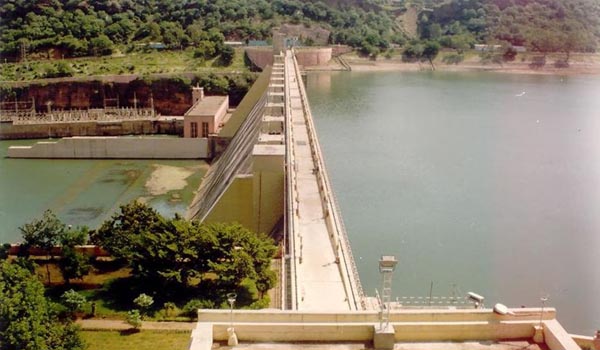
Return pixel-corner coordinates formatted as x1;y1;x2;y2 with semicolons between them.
202;122;209;138
190;122;198;138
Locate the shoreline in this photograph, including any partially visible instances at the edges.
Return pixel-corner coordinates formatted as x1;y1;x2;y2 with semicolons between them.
307;54;600;76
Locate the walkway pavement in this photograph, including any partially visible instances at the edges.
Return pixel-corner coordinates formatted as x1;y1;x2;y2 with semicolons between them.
285;53;349;311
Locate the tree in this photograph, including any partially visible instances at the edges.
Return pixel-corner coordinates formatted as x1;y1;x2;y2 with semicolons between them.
58;227;91;284
133;293;154;317
61;289;87;316
59;247;91;284
90;201;164;265
92;202;277;298
422;40;441;65
126;309;142;330
220;45;235;66
89;34;113;56
19;210;65;284
0;261;84;350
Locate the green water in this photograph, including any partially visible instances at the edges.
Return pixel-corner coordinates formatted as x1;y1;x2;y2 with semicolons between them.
0;139;205;242
306;71;600;335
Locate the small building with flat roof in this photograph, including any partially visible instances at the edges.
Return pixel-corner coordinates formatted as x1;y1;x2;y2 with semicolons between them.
183;86;229;138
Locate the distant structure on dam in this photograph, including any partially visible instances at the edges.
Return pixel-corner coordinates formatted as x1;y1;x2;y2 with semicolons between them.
187;38;590;350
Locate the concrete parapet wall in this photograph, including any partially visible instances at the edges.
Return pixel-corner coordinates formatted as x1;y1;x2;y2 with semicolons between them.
294;48;332;67
246;47;333;69
197;308;556;324
7;136;208;159
543;319;582;350
194;308;573;346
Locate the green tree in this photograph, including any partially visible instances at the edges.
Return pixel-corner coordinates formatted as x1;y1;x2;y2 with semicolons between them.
133;293;154;318
422;40;441;65
61;289;87;316
126;309;142;330
92;202;277;298
89;34;113;56
19;210;65;284
58;227;91;284
90;201;164;265
0;261;84;350
220;45;235;66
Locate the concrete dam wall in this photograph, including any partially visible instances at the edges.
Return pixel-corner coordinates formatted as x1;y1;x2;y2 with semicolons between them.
246;47;332;70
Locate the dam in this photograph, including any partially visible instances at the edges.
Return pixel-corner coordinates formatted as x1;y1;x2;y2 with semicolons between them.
186;47;584;350
187;50;363;311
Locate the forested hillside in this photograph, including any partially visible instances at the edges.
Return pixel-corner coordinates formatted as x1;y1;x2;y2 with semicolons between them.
416;0;600;54
0;0;396;60
0;0;598;62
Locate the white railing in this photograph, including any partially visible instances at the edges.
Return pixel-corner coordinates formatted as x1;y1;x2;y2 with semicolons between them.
283;52;298;310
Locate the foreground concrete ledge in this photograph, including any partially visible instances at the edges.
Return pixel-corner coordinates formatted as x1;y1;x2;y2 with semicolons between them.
197;308;556;323
191;308;578;350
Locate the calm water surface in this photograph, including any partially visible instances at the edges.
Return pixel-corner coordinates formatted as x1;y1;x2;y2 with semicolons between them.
306;71;600;334
0;139;204;242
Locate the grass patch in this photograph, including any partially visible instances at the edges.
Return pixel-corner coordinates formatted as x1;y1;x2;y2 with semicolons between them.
81;330;191;350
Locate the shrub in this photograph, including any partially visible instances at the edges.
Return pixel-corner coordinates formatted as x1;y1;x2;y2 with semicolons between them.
182;299;215;319
134;293;154;317
126;309;142;329
442;53;464;65
61;289;87;315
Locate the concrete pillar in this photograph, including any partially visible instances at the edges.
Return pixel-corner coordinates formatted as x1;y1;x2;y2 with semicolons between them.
373;324;395;350
252;144;284;234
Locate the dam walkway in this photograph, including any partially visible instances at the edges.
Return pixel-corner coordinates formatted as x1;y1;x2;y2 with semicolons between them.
283;50;363;311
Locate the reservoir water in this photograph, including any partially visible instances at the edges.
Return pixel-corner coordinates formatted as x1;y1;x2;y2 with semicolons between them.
306;71;600;335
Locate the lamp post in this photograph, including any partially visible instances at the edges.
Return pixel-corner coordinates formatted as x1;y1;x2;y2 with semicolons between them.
226;293;238;346
534;295;549;344
227;293;237;328
538;296;548;328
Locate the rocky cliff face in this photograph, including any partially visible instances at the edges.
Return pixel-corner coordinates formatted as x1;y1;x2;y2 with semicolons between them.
1;74;255;115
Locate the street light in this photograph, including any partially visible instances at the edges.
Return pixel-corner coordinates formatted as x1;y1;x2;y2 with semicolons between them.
226;293;238;346
227;293;237;328
539;296;549;328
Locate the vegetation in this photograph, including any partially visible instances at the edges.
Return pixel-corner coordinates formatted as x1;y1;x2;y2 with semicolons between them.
0;260;84;350
4;202;277;325
415;0;599;64
91;202;277;297
61;289;87;316
81;330;191;350
0;0;397;62
18;210;91;285
1;0;597;74
126;309;143;330
0;48;248;82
